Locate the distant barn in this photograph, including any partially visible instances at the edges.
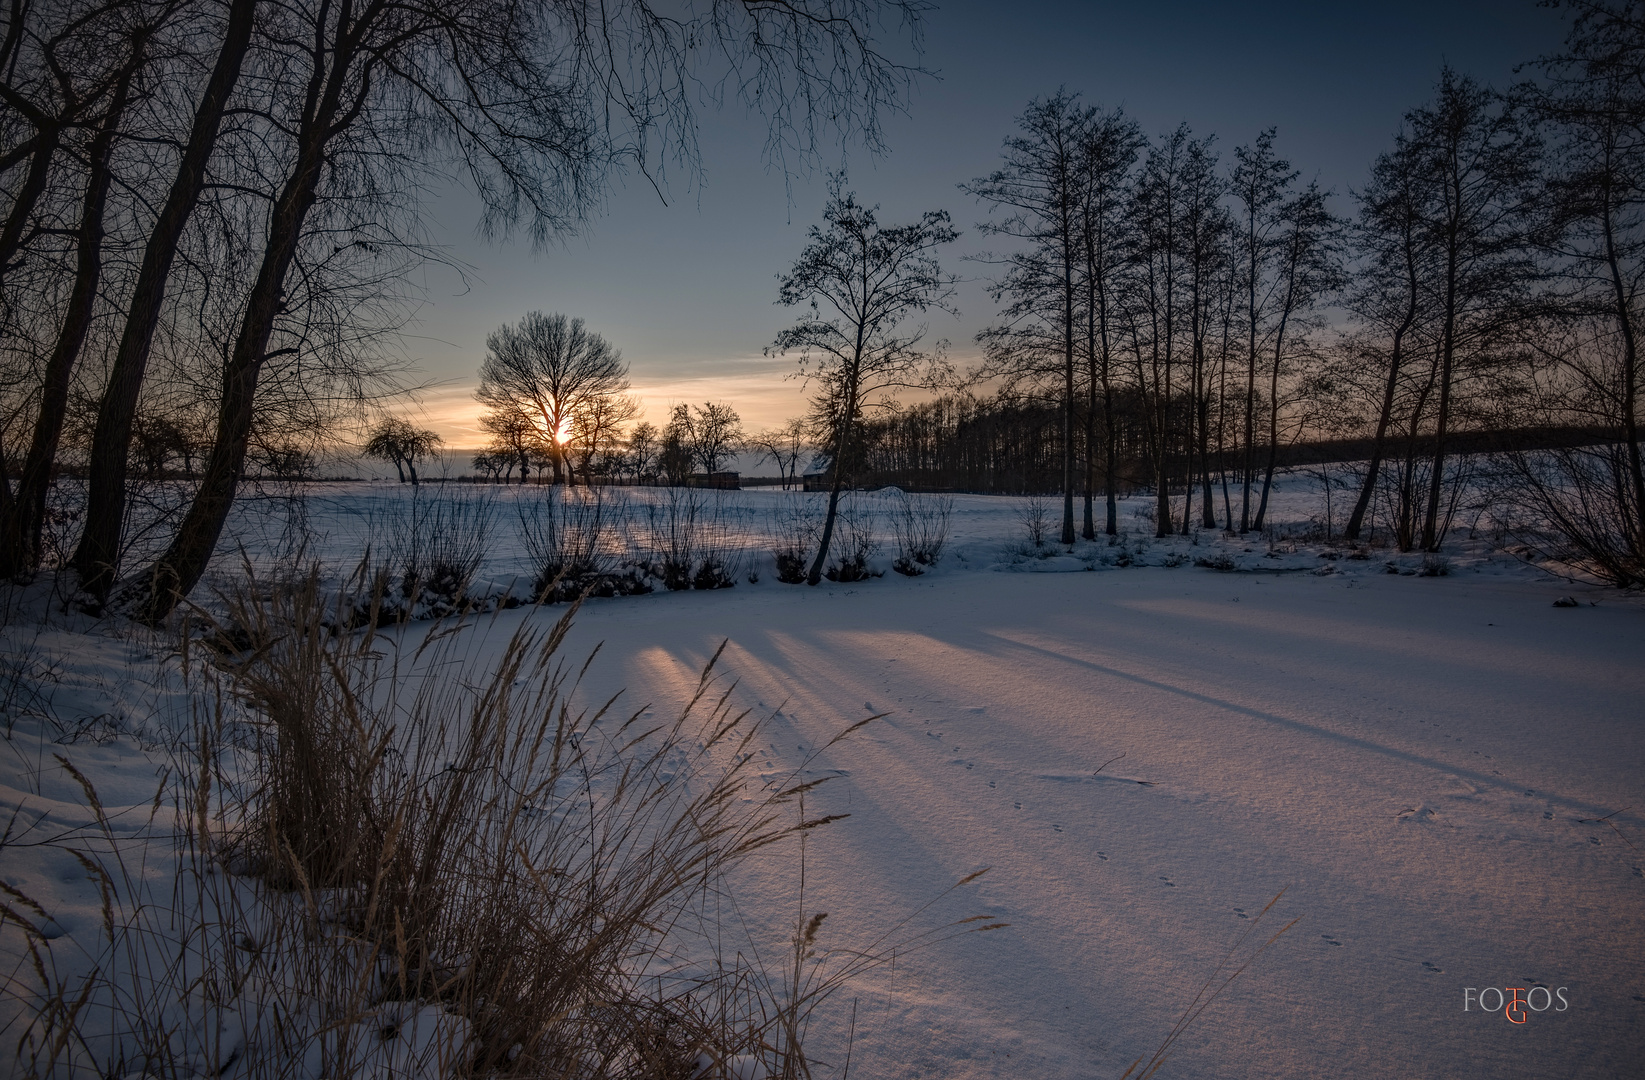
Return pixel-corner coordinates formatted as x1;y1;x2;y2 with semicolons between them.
688;471;741;490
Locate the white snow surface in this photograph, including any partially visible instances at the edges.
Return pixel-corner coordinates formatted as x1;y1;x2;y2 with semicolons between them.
4;479;1643;1078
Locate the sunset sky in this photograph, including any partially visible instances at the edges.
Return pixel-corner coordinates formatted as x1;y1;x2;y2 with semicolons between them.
404;0;1568;448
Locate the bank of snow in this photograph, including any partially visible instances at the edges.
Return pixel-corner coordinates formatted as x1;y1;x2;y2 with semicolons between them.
4;483;1643;1078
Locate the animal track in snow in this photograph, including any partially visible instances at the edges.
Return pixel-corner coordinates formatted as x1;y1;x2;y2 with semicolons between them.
1422;961;1443;974
1158;876;1175;887
1321;934;1342;947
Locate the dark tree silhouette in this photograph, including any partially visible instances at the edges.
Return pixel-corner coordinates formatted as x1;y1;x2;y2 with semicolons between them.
769;176;957;585
364;418;442;485
476;313;629;485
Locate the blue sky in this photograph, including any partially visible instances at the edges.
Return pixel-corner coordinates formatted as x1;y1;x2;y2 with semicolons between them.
406;0;1570;446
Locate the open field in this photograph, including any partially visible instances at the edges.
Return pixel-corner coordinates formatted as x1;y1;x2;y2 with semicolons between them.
546;562;1645;1078
3;480;1642;1077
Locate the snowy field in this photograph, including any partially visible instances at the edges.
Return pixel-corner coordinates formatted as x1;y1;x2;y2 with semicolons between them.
4;476;1643;1078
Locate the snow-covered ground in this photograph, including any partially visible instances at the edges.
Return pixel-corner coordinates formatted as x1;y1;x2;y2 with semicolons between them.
4;477;1642;1078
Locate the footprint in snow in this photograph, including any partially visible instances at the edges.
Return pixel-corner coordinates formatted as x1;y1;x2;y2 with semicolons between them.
1544;811;1554;820
1632;867;1642;878
1422;961;1443;974
1097;851;1108;861
1159;876;1175;887
1233;907;1247;919
1052;824;1063;833
1014;801;1022;809
988;780;996;788
1321;934;1342;947
1589;836;1602;845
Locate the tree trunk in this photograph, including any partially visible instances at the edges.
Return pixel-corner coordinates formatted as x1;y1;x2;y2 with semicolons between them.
0;42;140;577
71;0;258;601
1601;194;1645;545
1344;321;1412;541
1156;341;1173;538
1198;378;1216;528
1252;307;1289;531
1421;241;1461;552
1060;225;1076;546
808;400;857;586
127;14;343;622
1240;231;1259;533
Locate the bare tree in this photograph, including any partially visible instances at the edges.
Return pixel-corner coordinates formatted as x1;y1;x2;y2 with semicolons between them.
1250;181;1342;530
67;0;259;597
1493;0;1645;584
476;313;629;486
660;406;694;485
569;391;638;483
749;417;810;488
1343;136;1435;542
685;401;743;474
80;0;931;619
364;417;442;485
769;176;957;585
1073;106;1144;537
0;6;159;577
966;91;1086;545
480;407;539;484
1230;129;1297;533
1406;69;1540;551
1127;124;1195;537
625;419;659;482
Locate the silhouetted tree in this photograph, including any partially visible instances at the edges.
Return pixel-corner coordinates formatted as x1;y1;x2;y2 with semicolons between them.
476;313;629;485
749;418;811;488
770;176;957;584
966;91;1086;544
364;418;442;485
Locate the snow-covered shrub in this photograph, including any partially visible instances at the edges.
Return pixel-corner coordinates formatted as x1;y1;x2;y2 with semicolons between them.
518;485;647;602
640;489;745;591
642;487;705;590
1020;494;1052;549
824;496;880;582
1419;554;1451;577
767;501;820;584
369;486;494;615
1194;553;1236;572
891;492;952;576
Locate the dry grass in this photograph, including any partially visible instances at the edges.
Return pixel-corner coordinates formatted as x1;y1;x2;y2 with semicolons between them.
3;567;1001;1079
